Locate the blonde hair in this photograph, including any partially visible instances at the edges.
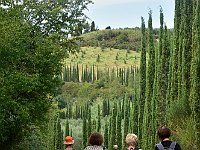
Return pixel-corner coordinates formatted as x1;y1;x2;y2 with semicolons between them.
125;133;138;146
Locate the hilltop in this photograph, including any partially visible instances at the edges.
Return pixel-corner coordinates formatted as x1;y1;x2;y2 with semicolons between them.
79;28;142;51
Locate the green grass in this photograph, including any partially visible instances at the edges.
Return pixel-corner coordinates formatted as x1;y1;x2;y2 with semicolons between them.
64;46;140;70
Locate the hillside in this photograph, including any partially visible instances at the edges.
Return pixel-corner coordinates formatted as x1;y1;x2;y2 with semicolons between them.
64;46;141;70
79;28;142;51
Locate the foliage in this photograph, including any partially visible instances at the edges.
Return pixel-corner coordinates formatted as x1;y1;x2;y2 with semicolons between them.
0;0;92;148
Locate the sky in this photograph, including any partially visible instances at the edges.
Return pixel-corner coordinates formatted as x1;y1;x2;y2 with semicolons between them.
85;0;175;29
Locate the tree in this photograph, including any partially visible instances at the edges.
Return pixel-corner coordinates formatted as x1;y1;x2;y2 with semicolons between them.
82;115;87;148
117;110;122;150
97;105;101;132
104;122;109;148
65;120;70;136
142;10;155;150
56;118;63;150
190;0;200;148
139;17;146;140
91;21;96;32
0;0;92;148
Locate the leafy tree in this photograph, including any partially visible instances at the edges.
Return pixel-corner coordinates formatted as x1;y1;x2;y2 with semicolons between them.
0;0;92;148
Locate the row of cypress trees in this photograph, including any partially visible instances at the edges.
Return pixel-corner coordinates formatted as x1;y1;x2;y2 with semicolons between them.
62;64;139;86
139;0;200;149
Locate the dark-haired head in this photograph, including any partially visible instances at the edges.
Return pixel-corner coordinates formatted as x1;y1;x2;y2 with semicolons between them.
157;126;171;141
89;132;103;146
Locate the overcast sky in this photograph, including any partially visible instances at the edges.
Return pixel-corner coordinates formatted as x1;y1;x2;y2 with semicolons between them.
85;0;175;29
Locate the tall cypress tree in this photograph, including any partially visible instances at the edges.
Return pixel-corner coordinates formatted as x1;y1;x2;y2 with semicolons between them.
123;95;129;148
110;107;117;149
56;118;63;150
65;119;70;136
190;0;200;148
117;107;122;150
157;8;171;124
170;0;181;107
97;105;101;132
142;10;155;150
82;115;87;148
104;122;109;148
87;106;92;138
180;0;193;116
139;17;146;140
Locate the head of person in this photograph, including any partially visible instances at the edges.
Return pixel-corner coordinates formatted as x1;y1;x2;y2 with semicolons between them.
113;144;118;149
125;133;138;147
88;132;103;146
157;126;171;141
64;136;74;149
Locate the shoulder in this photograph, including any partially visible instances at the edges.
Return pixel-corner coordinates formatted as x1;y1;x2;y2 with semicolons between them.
175;142;181;150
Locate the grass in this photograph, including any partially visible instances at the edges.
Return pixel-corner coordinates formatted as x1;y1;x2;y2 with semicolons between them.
64;46;141;70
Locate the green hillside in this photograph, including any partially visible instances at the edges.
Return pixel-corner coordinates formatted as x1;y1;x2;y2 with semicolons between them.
65;46;141;69
79;28;142;51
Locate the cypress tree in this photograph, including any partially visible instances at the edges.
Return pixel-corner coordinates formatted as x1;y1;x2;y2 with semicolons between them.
91;21;96;32
104;122;109;148
97;105;101;132
139;16;146;140
76;63;79;82
157;8;171;125
190;0;200;148
81;64;84;82
92;64;95;82
123;95;129;148
56;118;63;150
121;98;125;119
92;119;96;132
65;120;70;136
117;111;122;150
88;106;92;138
70;128;73;137
107;99;110;116
63;66;67;81
180;0;193;116
110;108;117;149
102;99;107;117
142;10;155;150
82;116;87;148
170;0;181;107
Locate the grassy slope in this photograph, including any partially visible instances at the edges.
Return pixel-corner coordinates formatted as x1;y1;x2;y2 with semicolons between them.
65;46;141;70
79;28;142;51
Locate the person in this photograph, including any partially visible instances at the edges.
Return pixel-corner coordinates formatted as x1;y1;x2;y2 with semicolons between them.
84;132;107;150
64;136;74;150
125;133;140;150
155;126;181;150
113;144;118;150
